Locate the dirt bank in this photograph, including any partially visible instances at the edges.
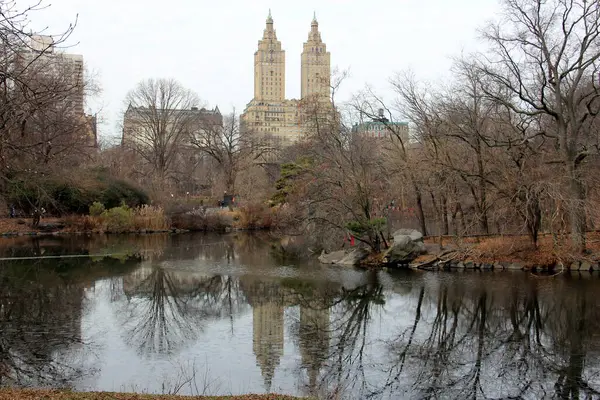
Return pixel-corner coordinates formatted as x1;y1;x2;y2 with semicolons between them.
413;232;600;270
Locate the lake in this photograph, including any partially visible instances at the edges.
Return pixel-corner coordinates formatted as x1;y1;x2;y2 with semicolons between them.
0;232;599;399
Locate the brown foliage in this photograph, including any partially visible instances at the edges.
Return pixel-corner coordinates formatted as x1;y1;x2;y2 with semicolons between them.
170;212;228;232
453;232;600;267
235;203;273;230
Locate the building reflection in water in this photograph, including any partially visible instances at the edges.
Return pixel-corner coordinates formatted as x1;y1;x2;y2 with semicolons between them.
252;301;285;391
298;301;330;395
240;277;285;392
240;276;334;394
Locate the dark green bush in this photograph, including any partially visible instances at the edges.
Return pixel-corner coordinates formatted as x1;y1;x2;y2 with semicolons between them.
96;175;149;209
3;171;149;215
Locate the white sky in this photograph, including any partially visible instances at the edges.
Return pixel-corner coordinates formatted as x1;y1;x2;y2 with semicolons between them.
29;0;501;141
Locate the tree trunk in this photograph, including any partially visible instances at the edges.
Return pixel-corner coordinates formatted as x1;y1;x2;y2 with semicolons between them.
414;184;427;236
475;136;489;235
567;162;586;252
441;195;449;235
225;169;236;195
429;191;440;236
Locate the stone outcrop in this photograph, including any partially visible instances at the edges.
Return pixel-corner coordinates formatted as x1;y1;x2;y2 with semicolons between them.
318;248;370;266
384;229;426;265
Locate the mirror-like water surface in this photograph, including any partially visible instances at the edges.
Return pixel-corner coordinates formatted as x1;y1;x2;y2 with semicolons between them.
1;233;599;399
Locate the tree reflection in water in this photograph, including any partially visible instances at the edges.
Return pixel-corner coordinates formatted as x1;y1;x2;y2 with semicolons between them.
285;272;385;399
0;256;140;388
365;275;600;400
115;265;249;357
279;273;600;400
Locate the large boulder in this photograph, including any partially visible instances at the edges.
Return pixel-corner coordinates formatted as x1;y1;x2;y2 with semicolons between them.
337;248;370;266
385;229;426;264
318;248;370;266
318;250;347;264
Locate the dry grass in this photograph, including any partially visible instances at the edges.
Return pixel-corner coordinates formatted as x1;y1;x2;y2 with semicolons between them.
0;205;170;234
0;217;60;233
234;204;273;230
0;389;308;400
445;232;600;266
170;212;228;232
133;205;170;231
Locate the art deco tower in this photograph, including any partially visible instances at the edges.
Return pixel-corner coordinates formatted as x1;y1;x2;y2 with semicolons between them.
254;10;286;102
300;13;331;101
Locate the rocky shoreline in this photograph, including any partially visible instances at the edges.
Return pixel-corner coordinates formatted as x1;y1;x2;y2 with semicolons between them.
405;259;600;273
319;228;600;273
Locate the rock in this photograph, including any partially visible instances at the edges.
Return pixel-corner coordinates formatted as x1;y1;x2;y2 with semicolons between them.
506;263;523;270
318;250;347;264
569;262;580;271
37;223;65;232
441;261;453;270
319;248;370;266
464;261;475;269
481;263;493;270
385;229;426;264
337;248;370;266
392;228;424;241
579;261;592;272
410;254;440;269
454;262;466;269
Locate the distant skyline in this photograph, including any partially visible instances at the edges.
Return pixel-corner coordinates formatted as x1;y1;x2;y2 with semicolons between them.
29;0;501;141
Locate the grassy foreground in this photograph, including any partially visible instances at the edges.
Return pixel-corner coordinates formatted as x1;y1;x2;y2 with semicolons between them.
0;389;308;400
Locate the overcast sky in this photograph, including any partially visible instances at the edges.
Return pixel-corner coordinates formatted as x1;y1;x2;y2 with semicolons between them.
29;0;501;141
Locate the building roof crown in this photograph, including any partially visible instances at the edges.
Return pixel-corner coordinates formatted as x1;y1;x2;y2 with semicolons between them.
267;9;273;24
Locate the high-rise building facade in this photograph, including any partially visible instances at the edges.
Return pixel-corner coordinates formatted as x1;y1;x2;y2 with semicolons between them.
254;11;286;102
15;35;98;153
241;11;332;162
301;14;331;101
25;35;86;117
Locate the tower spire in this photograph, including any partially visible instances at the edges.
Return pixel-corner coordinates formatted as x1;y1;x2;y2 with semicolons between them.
263;9;275;39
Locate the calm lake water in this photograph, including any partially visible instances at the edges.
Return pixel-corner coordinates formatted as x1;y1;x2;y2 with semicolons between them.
1;232;599;399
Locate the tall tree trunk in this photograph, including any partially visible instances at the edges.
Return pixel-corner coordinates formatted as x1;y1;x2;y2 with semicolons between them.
474;134;489;235
441;194;449;235
225;168;236;195
414;183;427;236
568;162;586;252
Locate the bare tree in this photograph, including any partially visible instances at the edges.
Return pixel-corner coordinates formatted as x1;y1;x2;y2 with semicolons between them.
353;83;431;236
0;1;96;168
474;0;600;251
122;78;201;190
190;111;264;194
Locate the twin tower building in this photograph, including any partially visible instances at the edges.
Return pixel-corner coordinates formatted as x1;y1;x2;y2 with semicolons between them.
241;11;332;158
